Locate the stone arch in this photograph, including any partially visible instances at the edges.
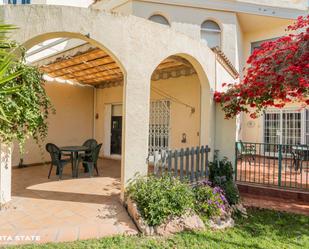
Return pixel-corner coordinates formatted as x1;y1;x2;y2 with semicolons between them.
149;52;212;153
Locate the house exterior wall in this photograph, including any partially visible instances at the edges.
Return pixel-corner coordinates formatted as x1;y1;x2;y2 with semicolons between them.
240;20;305;144
151;75;201;150
0;5;237;200
94;74;201;158
11;82;94;167
121;1;240;68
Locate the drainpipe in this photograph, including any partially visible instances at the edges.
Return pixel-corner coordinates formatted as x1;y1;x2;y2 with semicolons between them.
213;52;217;161
93;87;97;139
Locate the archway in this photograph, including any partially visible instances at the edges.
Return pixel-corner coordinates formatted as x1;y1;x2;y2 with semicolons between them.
15;32;126;173
148;54;212;177
148;54;211;155
6;32;134;233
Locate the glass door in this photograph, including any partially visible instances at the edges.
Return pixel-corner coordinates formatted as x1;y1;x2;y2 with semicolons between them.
264;109;305;152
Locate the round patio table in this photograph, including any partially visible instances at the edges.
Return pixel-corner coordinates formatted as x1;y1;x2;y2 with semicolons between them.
60;146;88;178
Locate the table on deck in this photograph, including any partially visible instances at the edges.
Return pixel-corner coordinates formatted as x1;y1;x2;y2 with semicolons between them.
60;146;88;178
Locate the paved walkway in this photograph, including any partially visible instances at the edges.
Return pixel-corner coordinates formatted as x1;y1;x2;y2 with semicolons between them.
242;193;309;216
0;159;137;246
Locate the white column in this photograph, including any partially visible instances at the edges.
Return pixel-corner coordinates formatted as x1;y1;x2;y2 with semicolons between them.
0;143;12;205
121;72;150;198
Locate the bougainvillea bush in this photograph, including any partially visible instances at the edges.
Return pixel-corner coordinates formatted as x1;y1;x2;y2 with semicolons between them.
214;15;309;119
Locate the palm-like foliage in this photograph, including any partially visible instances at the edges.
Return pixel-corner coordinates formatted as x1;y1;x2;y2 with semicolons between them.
0;24;23;122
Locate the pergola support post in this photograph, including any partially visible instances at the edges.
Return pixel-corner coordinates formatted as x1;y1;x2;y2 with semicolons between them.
0;143;12;205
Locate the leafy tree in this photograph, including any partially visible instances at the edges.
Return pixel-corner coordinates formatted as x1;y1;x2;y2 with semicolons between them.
214;15;309;119
0;23;53;151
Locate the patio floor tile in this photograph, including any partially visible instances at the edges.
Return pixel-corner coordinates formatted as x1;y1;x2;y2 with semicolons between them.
0;159;138;245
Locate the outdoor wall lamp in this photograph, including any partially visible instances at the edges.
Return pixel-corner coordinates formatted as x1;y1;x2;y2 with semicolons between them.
181;133;187;143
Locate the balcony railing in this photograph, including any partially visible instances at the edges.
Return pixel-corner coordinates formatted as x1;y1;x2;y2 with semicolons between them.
235;142;309;191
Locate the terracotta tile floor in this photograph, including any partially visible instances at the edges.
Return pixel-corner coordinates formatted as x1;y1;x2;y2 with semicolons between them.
242;193;309;216
237;157;309;190
0;159;137;246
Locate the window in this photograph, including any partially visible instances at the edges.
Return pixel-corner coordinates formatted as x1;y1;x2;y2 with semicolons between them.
149;100;170;154
251;37;279;53
5;0;31;3
263;109;308;151
201;20;221;48
149;14;170;26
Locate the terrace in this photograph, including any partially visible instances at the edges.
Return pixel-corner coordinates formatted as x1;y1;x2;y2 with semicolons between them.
0;159;137;246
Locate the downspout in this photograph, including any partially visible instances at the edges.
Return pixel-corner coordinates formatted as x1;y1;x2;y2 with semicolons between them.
93;87;97;139
213;52;217;161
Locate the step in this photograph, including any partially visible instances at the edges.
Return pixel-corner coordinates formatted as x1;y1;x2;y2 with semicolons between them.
237;182;309;203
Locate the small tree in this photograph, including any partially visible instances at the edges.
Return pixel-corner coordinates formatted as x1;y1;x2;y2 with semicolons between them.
214;15;309;119
0;24;53;150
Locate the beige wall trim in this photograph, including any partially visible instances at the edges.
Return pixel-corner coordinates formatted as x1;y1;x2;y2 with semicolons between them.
212;47;239;79
92;0;130;10
133;0;306;19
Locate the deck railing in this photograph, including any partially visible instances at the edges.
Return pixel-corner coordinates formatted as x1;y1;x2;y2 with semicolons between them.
235;142;309;191
150;145;211;182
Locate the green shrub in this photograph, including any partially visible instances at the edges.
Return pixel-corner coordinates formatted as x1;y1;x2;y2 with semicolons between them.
209;156;240;205
209;157;233;184
193;182;227;218
222;180;240;205
126;174;194;226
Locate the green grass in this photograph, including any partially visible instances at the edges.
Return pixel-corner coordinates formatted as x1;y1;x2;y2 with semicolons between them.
12;208;309;249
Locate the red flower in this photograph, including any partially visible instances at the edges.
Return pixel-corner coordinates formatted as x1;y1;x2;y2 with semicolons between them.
214;15;309;119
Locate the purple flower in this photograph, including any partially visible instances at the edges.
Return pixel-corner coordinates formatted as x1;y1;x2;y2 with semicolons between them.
202;180;212;186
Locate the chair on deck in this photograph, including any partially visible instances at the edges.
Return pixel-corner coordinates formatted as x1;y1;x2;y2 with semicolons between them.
81;139;98;173
83;139;98;155
78;143;102;177
45;143;71;180
236;140;256;165
291;145;309;172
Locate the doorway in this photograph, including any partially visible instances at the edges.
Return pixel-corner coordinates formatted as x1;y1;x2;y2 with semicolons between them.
111;116;122;155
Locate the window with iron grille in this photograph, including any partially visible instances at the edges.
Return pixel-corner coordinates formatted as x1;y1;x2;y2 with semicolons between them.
149;100;170;155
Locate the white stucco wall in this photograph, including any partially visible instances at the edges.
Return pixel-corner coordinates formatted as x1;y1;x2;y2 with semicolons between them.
128;1;239;66
214;61;237;162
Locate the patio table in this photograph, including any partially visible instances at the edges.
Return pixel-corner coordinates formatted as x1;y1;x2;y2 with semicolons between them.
60;146;88;178
292;146;309;171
